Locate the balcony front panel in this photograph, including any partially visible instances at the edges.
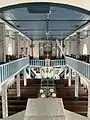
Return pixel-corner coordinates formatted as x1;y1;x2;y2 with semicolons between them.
0;57;29;82
66;56;90;79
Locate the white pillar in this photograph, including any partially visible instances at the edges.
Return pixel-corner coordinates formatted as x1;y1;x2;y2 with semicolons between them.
88;83;90;118
40;67;42;78
15;32;20;58
1;85;8;118
76;32;80;58
61;40;63;57
68;68;72;86
16;73;20;97
75;73;79;101
56;46;59;58
24;37;26;56
24;68;27;86
64;67;67;79
29;67;31;78
0;23;6;62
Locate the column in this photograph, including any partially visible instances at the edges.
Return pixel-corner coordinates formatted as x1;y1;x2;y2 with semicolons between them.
0;23;6;62
56;46;59;58
24;37;26;56
68;68;72;86
27;67;31;79
15;32;20;58
28;40;31;56
16;73;20;97
1;85;8;118
52;41;56;57
24;68;27;86
60;40;63;57
31;40;33;58
64;67;67;79
75;73;79;101
29;67;31;79
88;83;90;118
39;42;44;57
76;32;80;58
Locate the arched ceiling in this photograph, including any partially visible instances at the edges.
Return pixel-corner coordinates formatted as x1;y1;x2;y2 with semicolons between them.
0;0;90;12
1;3;90;40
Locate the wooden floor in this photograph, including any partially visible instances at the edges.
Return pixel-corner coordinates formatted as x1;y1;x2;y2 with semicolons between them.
55;79;88;117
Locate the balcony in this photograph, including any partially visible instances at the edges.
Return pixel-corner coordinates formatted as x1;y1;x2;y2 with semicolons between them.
65;56;90;79
0;57;29;82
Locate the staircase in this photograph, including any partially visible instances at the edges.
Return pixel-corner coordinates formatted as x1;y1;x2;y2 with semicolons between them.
0;78;41;118
55;79;88;117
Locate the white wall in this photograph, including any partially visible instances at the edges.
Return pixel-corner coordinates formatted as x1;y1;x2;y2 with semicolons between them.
70;40;77;55
80;36;90;55
65;40;69;55
5;37;15;55
0;18;31;59
33;41;39;58
65;35;90;56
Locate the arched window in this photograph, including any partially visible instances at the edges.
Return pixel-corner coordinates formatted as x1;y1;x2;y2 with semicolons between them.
8;44;12;55
83;44;87;55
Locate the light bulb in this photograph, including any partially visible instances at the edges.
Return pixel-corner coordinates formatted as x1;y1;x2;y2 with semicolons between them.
41;94;45;98
52;93;56;98
50;89;54;93
40;89;44;93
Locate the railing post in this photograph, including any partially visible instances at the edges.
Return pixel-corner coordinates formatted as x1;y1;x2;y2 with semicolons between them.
16;73;20;97
24;68;27;86
88;83;90;118
75;73;79;101
68;68;72;86
1;84;8;118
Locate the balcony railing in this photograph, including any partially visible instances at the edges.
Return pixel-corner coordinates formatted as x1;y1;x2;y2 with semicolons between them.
50;59;66;66
65;56;90;79
29;59;66;67
0;57;29;82
29;60;45;66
